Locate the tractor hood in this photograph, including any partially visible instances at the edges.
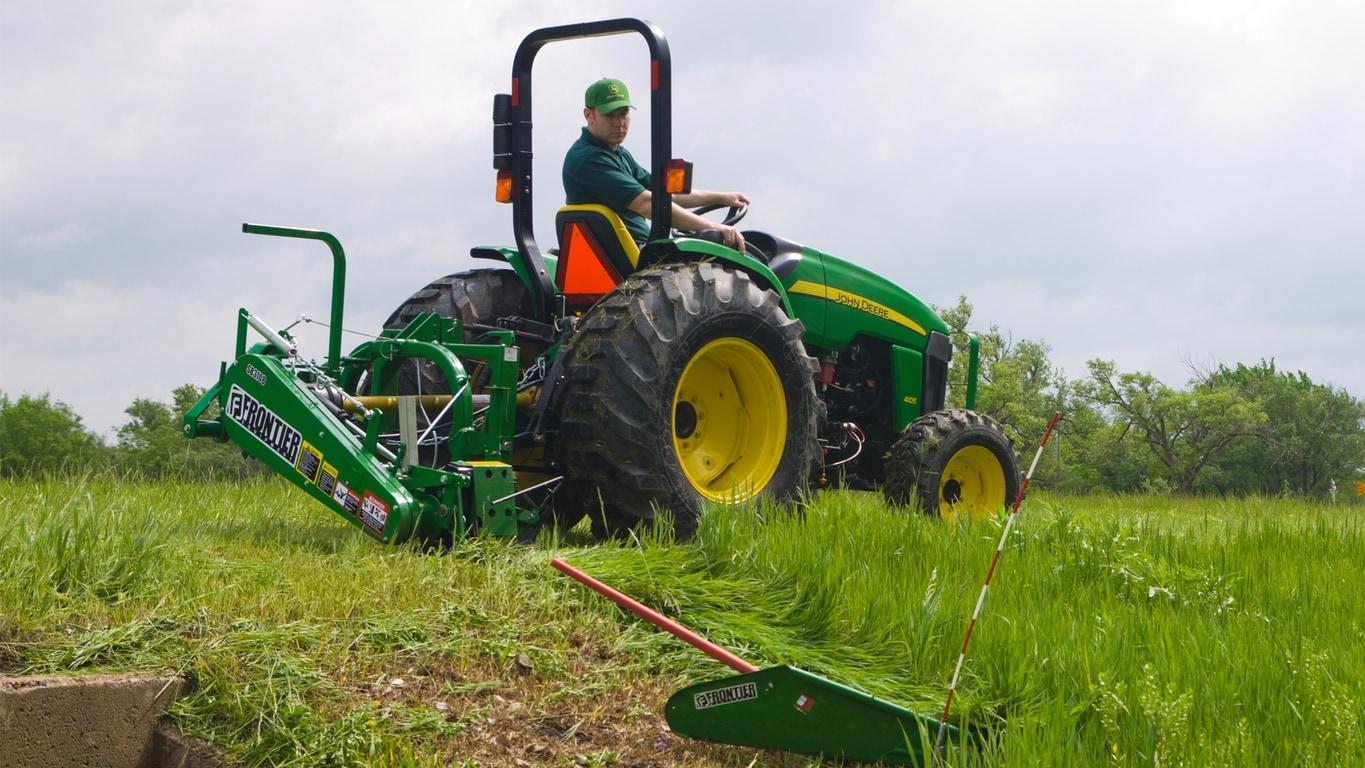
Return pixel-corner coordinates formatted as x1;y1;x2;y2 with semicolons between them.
759;232;949;352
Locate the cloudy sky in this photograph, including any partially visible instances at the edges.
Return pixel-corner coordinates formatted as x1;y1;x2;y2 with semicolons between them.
2;1;1362;437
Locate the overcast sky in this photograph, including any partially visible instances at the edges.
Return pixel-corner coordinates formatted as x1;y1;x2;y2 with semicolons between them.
2;1;1362;437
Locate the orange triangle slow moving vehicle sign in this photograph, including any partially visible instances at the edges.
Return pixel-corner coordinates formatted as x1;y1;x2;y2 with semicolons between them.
558;221;622;304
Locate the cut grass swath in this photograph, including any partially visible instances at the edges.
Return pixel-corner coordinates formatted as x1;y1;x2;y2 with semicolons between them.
550;557;977;765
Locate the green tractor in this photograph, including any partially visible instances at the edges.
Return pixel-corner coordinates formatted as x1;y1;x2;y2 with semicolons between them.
185;18;1019;545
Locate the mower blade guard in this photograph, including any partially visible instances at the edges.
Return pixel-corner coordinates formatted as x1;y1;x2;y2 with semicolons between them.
665;665;976;766
215;353;426;543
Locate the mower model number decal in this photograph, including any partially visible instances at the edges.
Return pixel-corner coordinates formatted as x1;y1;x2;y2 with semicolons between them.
693;682;757;710
245;364;267;386
226;384;302;467
317;461;337;496
296;441;322;485
360;491;389;534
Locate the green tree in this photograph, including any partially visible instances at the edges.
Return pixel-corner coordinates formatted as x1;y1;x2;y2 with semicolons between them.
939;295;996;409
1033;388;1153;493
0;392;108;476
938;295;1064;444
977;337;1067;445
115;396;183;477
1078;360;1268;495
114;384;264;479
1204;361;1365;497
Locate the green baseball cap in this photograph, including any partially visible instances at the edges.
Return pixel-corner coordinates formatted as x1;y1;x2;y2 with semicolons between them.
585;77;633;113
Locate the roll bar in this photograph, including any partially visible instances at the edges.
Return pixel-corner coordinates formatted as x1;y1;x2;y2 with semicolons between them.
494;18;673;320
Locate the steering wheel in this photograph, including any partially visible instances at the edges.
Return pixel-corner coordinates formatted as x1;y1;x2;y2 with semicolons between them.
681;203;768;261
690;202;747;227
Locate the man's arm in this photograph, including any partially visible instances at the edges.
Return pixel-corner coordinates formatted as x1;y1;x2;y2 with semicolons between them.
672;189;750;209
627;189;750;251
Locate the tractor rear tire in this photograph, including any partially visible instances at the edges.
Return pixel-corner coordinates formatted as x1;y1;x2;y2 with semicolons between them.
882;409;1020;521
554;262;821;541
380;270;576;536
379;269;531;464
383;268;531;351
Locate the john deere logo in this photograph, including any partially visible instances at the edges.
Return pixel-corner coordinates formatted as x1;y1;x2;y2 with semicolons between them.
608;84;621;96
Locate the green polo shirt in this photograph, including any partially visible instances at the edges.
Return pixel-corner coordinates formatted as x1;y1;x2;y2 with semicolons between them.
563;127;653;243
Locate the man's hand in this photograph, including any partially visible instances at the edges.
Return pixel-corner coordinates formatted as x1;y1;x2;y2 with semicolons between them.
632;188;752;252
708;191;748;252
715;191;750;208
716;224;746;253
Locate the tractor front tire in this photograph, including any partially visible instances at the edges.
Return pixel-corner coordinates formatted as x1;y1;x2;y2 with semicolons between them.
882;409;1020;521
555;262;821;541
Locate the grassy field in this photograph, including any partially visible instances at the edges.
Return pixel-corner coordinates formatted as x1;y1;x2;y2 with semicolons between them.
1;475;1362;767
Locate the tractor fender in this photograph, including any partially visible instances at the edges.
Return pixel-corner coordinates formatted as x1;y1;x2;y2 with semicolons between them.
646;238;795;318
470;246;560;320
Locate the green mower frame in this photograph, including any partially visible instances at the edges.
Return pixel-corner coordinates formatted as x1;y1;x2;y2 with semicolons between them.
185;17;1020;546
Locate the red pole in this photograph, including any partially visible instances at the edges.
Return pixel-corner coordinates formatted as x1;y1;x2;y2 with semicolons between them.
935;411;1062;755
549;558;759;675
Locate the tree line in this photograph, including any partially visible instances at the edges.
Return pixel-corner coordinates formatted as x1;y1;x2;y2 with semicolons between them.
939;297;1364;499
3;299;1362;497
0;384;263;480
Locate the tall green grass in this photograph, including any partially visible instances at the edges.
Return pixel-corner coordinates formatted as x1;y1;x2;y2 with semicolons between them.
1;474;1361;766
686;494;1363;765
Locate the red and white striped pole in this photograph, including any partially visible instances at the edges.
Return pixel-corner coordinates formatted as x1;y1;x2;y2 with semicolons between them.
935;410;1062;756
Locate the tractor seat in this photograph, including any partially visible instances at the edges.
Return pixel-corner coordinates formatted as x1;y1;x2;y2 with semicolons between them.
554;205;641;309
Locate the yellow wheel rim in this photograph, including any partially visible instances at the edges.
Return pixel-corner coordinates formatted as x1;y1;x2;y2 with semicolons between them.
939;445;1007;521
672;338;786;501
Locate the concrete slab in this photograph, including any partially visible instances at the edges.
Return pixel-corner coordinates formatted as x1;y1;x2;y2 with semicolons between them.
0;672;187;768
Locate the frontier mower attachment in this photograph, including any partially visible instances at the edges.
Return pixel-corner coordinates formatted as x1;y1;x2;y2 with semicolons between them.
183;224;539;546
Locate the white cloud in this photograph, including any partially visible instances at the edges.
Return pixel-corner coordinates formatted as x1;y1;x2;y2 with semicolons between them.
13;224;98;252
1;0;1363;437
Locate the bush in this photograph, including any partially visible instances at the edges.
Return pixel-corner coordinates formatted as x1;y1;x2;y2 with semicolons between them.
0;393;109;477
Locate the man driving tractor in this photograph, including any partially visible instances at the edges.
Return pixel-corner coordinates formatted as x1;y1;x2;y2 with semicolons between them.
563;77;749;252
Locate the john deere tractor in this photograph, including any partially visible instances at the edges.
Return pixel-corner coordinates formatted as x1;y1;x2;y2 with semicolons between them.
184;18;1019;545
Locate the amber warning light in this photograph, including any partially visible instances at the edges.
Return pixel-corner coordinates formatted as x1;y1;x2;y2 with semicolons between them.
495;170;513;203
666;159;694;195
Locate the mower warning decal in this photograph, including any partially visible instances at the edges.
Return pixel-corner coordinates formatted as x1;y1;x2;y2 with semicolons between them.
693;682;757;710
333;481;360;516
226;384;302;467
296;441;322;484
359;491;389;534
317;462;337;496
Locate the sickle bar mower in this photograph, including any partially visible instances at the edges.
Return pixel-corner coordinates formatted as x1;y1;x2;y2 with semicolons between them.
550;558;982;765
182;224;538;545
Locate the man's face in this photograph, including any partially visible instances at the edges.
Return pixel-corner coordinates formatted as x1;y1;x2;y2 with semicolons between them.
585;106;630;147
